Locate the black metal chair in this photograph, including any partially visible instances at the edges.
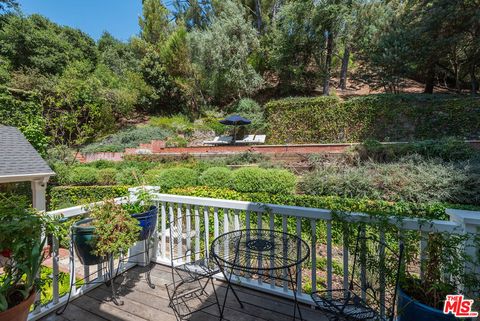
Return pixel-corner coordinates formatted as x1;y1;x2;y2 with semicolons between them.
164;207;222;321
311;227;404;321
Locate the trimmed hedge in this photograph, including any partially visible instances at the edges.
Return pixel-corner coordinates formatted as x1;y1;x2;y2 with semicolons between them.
49;185;130;210
168;186;451;219
232;167;297;194
265;94;480;144
155;168;198;191
199;167;234;188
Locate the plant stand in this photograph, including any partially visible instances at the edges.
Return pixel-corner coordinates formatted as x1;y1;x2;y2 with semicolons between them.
56;235;122;315
116;238;156;289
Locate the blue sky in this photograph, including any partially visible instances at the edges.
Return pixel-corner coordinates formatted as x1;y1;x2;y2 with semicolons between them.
19;0;148;41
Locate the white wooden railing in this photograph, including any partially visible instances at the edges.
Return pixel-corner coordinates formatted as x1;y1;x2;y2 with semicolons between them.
29;188;480;320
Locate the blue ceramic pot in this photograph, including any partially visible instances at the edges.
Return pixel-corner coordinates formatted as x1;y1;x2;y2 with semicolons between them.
72;218;106;266
398;288;457;321
131;206;158;241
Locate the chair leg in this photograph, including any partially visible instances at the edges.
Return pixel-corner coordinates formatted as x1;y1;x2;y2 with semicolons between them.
210;277;223;318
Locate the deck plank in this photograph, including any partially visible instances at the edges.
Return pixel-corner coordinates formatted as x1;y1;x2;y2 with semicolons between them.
39;264;328;321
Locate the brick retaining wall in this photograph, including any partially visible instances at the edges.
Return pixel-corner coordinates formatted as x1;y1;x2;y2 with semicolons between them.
75;140;480;163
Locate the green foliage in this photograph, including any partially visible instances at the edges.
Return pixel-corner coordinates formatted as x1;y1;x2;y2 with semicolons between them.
224;151;267;165
265;95;480;144
149;115;193;134
166;135;188;147
115;167;143;185
265;96;344;144
269;0;321;93
232;98;266;134
81;126;171;153
143;169;164;185
89;199;140;257
199;167;234;189
97;168;118;185
350;139;477;163
39;267;72;306
0;193;60;311
0;87;48;154
0;14;97;75
167;186;452;220
139;0;170;44
66;166;99;186
301;156;480;205
232;167;296;194
49;185;130;210
155;168;198;191
189;0;263;104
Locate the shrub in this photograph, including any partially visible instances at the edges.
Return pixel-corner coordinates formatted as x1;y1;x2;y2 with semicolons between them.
199;167;234;188
89;160;117;169
167;186;458;220
225;152;267;165
233;98;266;134
149;115;193;135
156;168;198;191
81;126;172;153
49;186;130;210
265;94;480;144
143;169;164;185
349;139;477;163
97;168;118;185
67;166;99;185
301;157;480;205
115;167;143;185
166;135;188;147
232;167;296;194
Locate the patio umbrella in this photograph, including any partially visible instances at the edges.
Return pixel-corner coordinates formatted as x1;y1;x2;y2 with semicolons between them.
219;115;252;144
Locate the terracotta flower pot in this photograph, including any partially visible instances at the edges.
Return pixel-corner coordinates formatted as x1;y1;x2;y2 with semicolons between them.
0;290;35;321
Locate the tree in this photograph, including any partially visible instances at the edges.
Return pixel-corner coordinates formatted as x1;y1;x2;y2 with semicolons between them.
269;0;321;93
0;14;97;75
172;0;213;29
189;0;263;104
139;0;170;45
0;0;17;13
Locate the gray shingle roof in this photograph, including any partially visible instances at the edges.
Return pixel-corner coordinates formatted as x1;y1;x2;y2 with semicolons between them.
0;125;54;179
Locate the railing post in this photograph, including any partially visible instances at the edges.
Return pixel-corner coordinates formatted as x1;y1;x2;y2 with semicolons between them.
446;208;480;298
128;186;160;267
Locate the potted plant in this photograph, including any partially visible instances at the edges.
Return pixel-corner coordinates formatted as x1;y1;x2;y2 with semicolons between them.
0;193;59;321
72;199;140;266
122;189;158;242
398;233;479;321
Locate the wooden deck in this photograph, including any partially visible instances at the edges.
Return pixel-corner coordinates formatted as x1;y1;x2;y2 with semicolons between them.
40;264;328;321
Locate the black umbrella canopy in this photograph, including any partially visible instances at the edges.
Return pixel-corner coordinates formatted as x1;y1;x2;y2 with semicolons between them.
219;115;252;126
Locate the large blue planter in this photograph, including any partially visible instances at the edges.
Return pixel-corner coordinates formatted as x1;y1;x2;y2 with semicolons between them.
398;288;457;321
131;206;158;241
72;218;106;266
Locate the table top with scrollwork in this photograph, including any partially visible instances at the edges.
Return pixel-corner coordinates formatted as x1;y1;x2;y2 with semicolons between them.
210;229;310;272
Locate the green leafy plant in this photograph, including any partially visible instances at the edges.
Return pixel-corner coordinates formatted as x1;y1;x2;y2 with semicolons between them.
155;167;198;191
199;167;234;188
97;168;118;185
232;167;296;194
67;166;99;185
0;193;60;312
88;199;140;257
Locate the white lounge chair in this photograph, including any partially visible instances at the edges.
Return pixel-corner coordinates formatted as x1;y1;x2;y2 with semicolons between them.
203;135;233;145
253;135;266;144
235;135;256;144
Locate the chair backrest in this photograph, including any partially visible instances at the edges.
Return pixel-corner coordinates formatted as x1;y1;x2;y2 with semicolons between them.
218;136;233;143
166;205;210;268
349;227;404;321
254;135;266;143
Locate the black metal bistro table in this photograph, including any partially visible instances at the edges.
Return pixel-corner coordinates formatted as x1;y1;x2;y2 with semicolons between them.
211;229;310;320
